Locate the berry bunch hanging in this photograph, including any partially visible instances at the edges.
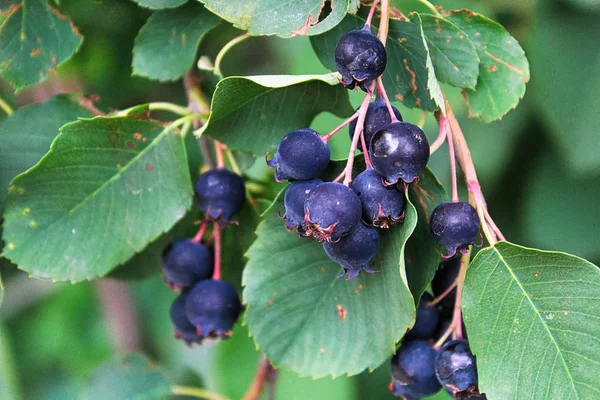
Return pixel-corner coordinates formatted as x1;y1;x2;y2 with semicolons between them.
161;143;245;346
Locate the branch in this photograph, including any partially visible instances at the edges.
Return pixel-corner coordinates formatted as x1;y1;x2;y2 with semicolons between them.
242;356;278;400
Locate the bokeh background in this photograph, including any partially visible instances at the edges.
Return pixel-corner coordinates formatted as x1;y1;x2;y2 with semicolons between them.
0;0;598;398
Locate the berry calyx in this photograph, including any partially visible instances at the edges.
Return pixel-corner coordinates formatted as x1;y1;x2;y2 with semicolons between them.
369;121;430;185
435;339;482;397
302;182;362;242
430;202;481;258
352;169;405;228
162;238;213;290
349;97;403;152
335;27;387;92
323;222;380;279
185;279;242;339
194;168;246;224
282;178;322;234
390;340;442;399
404;293;440;341
170;292;202;345
266;129;330;182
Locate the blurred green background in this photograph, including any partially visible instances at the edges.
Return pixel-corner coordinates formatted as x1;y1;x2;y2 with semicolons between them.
1;0;599;398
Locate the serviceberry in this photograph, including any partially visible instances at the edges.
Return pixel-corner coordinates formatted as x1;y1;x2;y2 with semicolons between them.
185;279;242;339
335;27;387;91
404;293;440;341
323;222;379;279
161;239;213;290
390;340;442;399
303;182;362;242
266;129;330;181
195;168;245;223
170;292;202;345
282;178;322;234
430;202;481;257
349;97;402;151
432;257;462;313
369;122;430;185
435;339;481;397
352;169;405;228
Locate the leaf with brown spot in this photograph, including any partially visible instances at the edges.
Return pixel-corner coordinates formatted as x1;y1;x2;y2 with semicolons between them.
0;0;82;90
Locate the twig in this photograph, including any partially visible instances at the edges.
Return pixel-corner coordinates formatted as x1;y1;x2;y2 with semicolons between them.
242;357;278;400
445;116;459;202
376;77;398;122
453;251;471;340
172;386;231;400
215;141;226;168
212;223;222;280
321;112;358;142
0;95;14;115
428;280;457;307
429;115;447;154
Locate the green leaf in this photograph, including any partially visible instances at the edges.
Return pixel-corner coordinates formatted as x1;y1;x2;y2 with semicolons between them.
418;13;480;89
132;3;220;81
82;353;171;400
0;0;83;90
2;116;192;282
446;11;529;122
131;0;187;9
310;13;439;111
243;194;417;377
463;242;600;399
198;0;358;37
197;74;353;156
0;95;93;210
405;168;448;301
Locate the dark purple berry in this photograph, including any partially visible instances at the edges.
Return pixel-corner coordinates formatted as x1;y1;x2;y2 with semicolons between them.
185;279;242;339
162;239;213;290
432;257;461;312
369;122;430;185
266;129;330;181
335;26;387;91
170;292;202;345
352;169;405;228
323;223;379;279
302;182;362;242
390;340;442;399
404;293;440;341
435;339;481;397
430;202;481;257
195;168;245;223
349;97;402;151
282;178;322;234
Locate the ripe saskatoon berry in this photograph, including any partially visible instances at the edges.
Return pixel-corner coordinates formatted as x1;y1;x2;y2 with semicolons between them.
432;257;461;313
195;168;245;223
435;339;481;397
170;292;202;345
369;122;430;185
302;182;362;242
282;178;323;234
186;279;242;339
430;202;481;257
162;239;213;290
404;293;440;341
352;169;405;228
335;27;387;91
266;129;330;181
323;223;379;279
390;340;442;399
349;97;403;152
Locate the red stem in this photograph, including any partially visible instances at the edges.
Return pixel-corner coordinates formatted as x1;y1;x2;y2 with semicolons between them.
343;89;374;186
332;170;346;183
360;130;373;169
429;118;447;155
191;223;207;243
445;117;459;202
376;77;398;122
212;223;222;280
365;0;381;27
428;280;458;307
322;113;358;142
215;141;225;168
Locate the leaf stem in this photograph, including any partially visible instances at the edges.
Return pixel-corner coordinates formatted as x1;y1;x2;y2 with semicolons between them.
242;356;278;400
415;0;443;17
321;112;358;142
376;77;398;122
214;33;250;78
365;0;380;27
191;222;208;243
172;386;231;400
343;88;374;186
0;95;14;115
225;147;243;175
212;223;222;280
118;102;192;117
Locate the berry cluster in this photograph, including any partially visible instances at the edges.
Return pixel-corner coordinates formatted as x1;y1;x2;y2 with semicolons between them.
267;26;431;279
388;259;485;400
162;167;245;345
